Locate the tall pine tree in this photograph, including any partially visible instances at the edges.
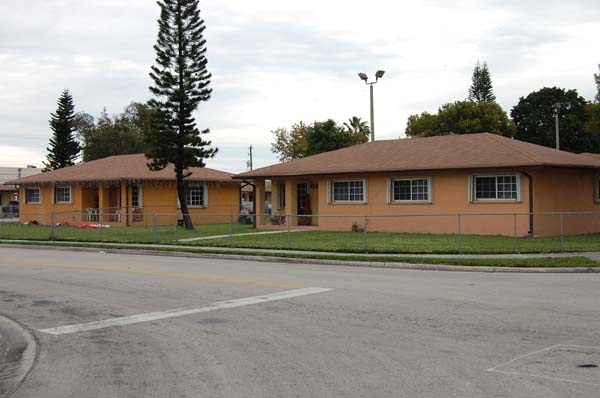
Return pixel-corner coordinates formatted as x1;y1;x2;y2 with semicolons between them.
468;61;496;103
146;0;217;230
43;89;81;171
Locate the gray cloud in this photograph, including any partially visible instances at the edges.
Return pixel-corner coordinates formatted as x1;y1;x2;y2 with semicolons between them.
1;0;598;169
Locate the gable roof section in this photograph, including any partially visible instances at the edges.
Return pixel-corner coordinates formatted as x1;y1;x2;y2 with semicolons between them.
580;152;600;161
235;133;600;178
4;154;235;185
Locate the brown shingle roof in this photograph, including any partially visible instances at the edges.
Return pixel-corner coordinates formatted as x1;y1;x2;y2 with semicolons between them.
4;154;235;185
580;152;600;161
0;184;16;192
235;133;600;178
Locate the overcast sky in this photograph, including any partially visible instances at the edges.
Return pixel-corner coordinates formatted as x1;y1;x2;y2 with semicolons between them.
1;0;598;173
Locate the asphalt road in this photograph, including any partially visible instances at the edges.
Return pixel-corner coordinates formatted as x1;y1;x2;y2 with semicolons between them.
1;247;599;398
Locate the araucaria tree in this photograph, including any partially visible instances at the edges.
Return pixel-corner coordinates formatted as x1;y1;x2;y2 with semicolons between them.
146;0;217;230
468;61;496;103
43;89;81;171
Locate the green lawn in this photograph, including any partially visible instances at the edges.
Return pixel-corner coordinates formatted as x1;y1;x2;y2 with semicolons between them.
190;230;600;254
0;222;255;243
1;222;599;255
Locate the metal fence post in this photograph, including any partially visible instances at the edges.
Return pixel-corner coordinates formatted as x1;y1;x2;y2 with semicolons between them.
287;213;291;249
174;213;179;242
363;215;369;253
513;213;517;254
153;212;158;244
229;213;233;246
50;211;55;240
457;213;462;254
560;213;564;252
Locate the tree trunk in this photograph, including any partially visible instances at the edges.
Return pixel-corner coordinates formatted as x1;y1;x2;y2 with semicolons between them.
176;174;194;230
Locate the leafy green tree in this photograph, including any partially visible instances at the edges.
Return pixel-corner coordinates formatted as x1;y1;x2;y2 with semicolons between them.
271;118;370;161
583;102;600;152
73;111;95;143
146;0;217;230
304;119;348;157
405;112;439;137
343;116;370;142
77;104;153;162
270;122;309;162
510;87;595;153
405;101;515;137
437;101;514;136
43;89;81;171
468;61;496;103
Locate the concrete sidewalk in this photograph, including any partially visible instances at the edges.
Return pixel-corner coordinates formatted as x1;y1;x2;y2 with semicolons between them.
2;240;599;273
3;238;600;259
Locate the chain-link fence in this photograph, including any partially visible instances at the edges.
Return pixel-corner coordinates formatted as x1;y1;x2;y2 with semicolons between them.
1;210;599;253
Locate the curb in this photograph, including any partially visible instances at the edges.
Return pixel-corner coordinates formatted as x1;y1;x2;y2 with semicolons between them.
0;315;38;397
1;243;599;273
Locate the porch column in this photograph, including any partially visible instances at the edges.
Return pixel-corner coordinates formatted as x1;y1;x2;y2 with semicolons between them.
121;182;129;226
284;180;295;226
254;179;266;225
98;184;106;223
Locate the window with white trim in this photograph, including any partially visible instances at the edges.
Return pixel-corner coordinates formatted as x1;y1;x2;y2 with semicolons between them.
331;179;366;203
25;187;41;204
186;182;206;207
391;177;431;202
472;175;520;201
54;186;72;203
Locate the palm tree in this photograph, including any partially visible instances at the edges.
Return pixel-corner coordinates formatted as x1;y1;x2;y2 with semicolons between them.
343;116;370;144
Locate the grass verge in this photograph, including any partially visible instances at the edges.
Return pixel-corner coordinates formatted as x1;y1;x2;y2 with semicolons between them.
1;240;598;268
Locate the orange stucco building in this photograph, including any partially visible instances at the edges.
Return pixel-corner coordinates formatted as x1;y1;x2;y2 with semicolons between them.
5;154;241;226
235;134;600;237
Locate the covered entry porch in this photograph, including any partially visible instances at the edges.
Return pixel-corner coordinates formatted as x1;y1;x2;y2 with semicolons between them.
80;181;143;225
253;178;319;227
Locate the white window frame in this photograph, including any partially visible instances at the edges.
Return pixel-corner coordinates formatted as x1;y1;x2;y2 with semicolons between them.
185;182;207;208
54;185;72;204
388;177;432;204
328;179;367;204
25;187;41;204
469;174;521;202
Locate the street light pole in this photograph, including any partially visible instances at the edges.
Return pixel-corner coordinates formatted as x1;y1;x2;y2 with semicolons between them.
358;70;385;141
369;84;374;141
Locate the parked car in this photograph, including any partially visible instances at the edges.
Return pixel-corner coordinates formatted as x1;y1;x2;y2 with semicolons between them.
2;200;19;218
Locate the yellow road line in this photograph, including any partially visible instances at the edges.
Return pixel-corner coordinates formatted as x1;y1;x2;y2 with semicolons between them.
2;259;307;290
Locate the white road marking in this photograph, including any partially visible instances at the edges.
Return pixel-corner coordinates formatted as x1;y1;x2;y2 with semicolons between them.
39;287;332;336
487;344;600;386
486;344;562;372
486;369;600;386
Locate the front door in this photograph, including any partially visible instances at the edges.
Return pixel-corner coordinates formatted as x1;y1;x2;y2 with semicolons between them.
297;182;311;225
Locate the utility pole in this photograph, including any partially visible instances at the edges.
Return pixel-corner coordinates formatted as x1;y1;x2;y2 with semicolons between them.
247;145;253;170
553;103;560;150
